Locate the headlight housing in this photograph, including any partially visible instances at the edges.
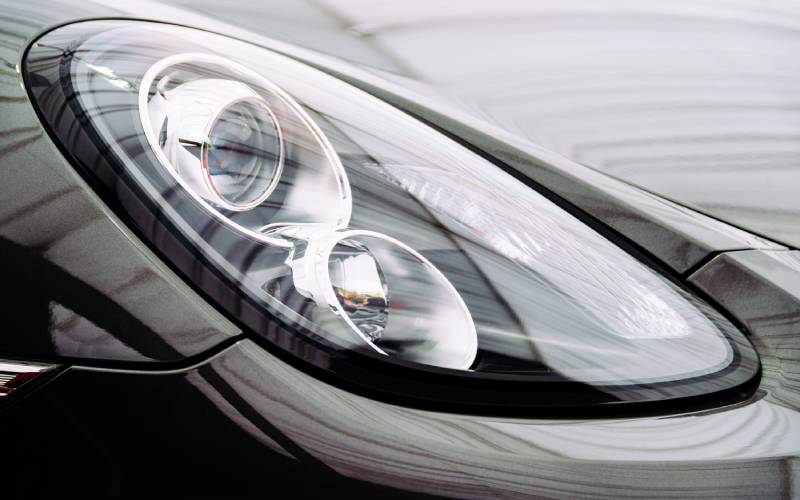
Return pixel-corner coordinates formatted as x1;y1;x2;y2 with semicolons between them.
24;20;759;415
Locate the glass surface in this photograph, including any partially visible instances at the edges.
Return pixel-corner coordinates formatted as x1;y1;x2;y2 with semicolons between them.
206;99;282;206
329;241;389;343
25;21;759;408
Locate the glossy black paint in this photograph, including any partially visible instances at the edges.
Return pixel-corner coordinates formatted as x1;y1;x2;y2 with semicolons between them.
690;250;800;411
0;140;240;365
1;236;202;362
0;2;798;499
0;346;441;498
0;10;240;365
3;339;794;499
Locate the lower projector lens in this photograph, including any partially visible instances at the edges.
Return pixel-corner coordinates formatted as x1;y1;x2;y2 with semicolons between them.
328;240;390;343
205;98;282;207
292;229;478;370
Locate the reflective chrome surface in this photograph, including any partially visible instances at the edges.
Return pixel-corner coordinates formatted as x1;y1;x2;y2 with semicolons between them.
329;240;389;342
291;229;478;369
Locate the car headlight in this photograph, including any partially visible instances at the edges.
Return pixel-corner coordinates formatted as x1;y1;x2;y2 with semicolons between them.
24;21;759;414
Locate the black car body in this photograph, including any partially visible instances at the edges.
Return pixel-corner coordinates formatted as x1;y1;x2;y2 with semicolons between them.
1;1;799;498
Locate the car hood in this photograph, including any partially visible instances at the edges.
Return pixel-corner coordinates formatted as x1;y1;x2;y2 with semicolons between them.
150;0;799;248
36;0;800;249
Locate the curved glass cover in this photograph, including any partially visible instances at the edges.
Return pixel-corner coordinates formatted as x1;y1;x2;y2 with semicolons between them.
24;21;759;414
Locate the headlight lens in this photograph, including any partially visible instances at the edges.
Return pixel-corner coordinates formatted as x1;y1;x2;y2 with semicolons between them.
151;74;284;210
25;21;759;414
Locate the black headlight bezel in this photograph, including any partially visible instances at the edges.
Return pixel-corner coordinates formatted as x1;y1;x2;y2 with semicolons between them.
22;19;761;417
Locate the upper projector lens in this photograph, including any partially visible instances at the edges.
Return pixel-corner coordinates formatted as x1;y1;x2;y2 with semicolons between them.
205;99;282;207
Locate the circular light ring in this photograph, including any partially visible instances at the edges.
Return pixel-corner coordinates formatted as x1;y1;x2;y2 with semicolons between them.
291;229;478;370
138;53;352;248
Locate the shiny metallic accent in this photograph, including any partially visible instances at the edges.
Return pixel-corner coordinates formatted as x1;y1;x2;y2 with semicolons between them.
0;360;54;397
290;229;477;370
328;241;389;342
